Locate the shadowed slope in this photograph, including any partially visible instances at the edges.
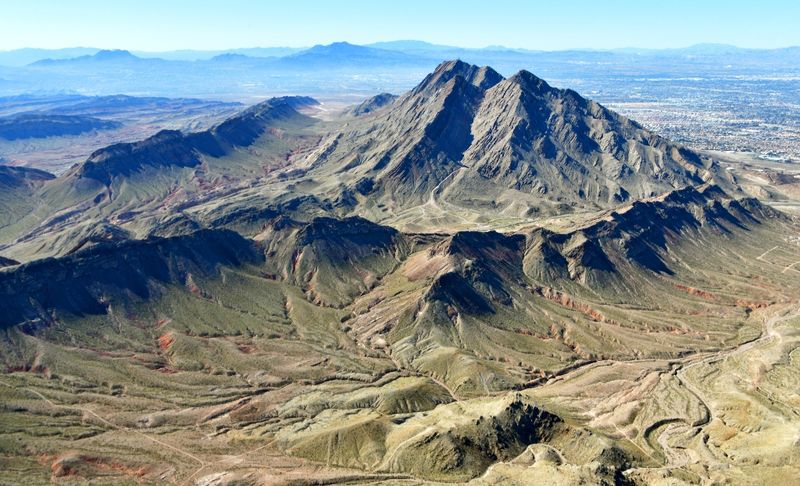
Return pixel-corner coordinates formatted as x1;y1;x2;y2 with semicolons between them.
0;229;262;328
77;96;318;185
346;186;799;395
258;216;411;307
298;60;732;225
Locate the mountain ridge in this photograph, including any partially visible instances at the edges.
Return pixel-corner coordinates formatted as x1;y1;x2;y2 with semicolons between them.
0;60;740;265
297;60;733;222
75;96;319;184
0;58;799;483
31;49;142;65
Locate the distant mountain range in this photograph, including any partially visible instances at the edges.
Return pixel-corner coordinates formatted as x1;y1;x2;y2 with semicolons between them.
1;58;800;486
2;41;799;67
1;41;798;100
0;47;303;66
0;113;121;140
0;59;737;262
24;44;434;69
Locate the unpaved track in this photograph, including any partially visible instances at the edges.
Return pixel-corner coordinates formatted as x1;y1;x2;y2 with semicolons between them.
5;384;206;465
656;304;800;467
756;245;779;261
386;348;462;402
181;439;276;485
783;260;800;273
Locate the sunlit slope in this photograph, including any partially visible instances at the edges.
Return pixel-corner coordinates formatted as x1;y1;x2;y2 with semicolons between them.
0;61;738;264
1;186;798;483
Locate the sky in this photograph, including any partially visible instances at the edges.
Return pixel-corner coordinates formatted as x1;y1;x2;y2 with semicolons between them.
0;0;798;52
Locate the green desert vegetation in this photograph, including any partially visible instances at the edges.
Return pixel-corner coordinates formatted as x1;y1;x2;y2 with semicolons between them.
1;180;798;483
1;61;800;484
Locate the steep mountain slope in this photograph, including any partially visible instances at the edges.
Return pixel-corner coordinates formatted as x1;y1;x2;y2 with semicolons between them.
0;165;55;236
257;216;411;307
2;60;798;485
76;96;318;185
347;185;797;395
0;113;120;140
345;92;398;116
0;164;54;188
299;60;731;226
300;60;505;207
0;61;738;263
0;96;321;262
461;70;713;203
0;229;261;328
1;181;797;484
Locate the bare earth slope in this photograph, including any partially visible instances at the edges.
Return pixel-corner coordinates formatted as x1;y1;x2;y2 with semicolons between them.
0;61;736;264
0;61;798;485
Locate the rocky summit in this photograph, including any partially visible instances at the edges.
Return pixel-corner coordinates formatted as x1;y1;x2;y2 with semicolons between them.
1;61;799;485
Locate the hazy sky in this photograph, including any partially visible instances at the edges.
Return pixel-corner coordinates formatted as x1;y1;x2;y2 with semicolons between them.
1;0;798;51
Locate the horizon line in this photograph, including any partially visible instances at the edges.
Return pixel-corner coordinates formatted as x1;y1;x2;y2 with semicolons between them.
2;41;800;54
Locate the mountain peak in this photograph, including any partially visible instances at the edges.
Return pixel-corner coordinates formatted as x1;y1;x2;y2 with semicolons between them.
92;49;137;61
507;69;553;94
327;41;355;48
30;48;139;65
240;95;319;118
281;42;422;68
348;92;397;116
299;41;365;55
211;52;251;62
0;165;55;188
412;60;504;95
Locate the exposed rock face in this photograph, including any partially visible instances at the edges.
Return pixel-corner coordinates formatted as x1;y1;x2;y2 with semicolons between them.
313;61;505;206
275;391;582;482
521;185;761;289
259;216;410;307
1;61;740;265
77;96;318;184
411;59;505;94
312;60;730;213
347;92;398;116
2;58;800;486
62;222;132;255
0;165;55;187
371;185;787;394
383;398;565;481
77;128;215;183
0;229;262;328
0;182;777;344
462;70;711;204
146;212;203;238
0;113;121;140
422;230;526;315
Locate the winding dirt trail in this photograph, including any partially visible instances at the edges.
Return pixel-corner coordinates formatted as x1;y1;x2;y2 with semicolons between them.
426;167;473;225
17;385;206;465
783;260;800;273
386;349;462;402
756;245;779;261
656;303;800;467
427;168;460;213
180;439;276;486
